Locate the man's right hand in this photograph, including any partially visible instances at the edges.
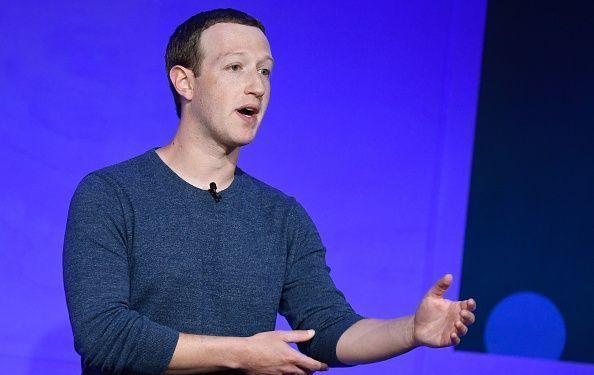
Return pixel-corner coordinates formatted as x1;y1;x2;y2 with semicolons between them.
240;330;329;375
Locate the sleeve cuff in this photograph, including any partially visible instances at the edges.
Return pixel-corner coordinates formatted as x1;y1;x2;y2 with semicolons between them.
305;313;366;367
140;323;180;374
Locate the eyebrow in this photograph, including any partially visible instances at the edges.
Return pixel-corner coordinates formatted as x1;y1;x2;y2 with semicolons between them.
217;51;275;65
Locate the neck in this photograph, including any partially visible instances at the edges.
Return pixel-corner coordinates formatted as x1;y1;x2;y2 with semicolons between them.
156;121;239;191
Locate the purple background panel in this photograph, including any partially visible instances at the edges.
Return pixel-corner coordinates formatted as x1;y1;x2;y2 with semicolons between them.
1;0;591;374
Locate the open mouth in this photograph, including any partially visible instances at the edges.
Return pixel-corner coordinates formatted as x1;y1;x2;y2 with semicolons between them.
236;105;259;118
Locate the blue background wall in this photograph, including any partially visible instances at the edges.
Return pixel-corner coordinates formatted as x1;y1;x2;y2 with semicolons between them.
458;0;594;365
0;1;591;374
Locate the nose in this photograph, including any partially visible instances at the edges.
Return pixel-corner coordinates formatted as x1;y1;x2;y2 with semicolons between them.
244;69;266;98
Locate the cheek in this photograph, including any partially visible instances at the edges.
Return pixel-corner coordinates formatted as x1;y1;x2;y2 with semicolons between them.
196;86;224;115
211;80;235;109
196;76;226;102
262;87;271;109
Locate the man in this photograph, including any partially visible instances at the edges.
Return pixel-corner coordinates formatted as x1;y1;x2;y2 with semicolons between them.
63;8;476;375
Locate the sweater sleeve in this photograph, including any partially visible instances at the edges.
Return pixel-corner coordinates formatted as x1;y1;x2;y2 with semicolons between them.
63;173;179;374
278;199;364;367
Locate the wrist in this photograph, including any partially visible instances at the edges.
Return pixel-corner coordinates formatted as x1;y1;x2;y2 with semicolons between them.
386;315;418;352
226;336;248;370
405;315;419;349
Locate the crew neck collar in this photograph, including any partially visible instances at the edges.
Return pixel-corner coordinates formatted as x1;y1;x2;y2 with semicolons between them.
147;147;244;198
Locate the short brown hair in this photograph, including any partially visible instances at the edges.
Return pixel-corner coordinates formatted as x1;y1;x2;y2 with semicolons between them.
165;8;266;118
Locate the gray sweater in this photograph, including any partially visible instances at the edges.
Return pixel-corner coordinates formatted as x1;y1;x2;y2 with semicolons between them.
63;149;363;374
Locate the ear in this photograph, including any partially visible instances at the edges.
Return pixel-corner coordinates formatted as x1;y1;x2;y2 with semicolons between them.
169;65;195;101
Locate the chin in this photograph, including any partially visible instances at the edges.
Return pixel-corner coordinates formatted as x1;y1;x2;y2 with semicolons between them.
231;130;259;147
225;136;256;150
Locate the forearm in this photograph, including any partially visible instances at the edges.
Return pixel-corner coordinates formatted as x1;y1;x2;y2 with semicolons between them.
165;333;245;374
166;330;327;374
336;316;417;365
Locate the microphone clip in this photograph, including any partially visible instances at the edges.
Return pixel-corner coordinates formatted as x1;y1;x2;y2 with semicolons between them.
208;182;222;203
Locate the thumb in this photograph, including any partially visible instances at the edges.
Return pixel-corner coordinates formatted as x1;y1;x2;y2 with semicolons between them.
277;329;316;343
426;274;453;298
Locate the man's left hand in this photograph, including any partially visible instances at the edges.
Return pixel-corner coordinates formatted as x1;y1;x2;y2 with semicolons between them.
412;274;476;347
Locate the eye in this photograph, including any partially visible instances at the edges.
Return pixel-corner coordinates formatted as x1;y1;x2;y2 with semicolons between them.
227;63;242;72
258;68;271;77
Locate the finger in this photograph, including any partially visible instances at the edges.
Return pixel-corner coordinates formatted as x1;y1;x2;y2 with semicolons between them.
285;366;308;375
450;332;461;345
461;310;475;325
460;298;476;312
455;321;468;337
467;298;477;312
278;329;316;343
427;274;453;298
293;352;328;372
297;363;328;374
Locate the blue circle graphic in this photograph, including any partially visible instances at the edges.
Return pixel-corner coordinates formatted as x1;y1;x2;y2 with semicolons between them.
485;291;566;359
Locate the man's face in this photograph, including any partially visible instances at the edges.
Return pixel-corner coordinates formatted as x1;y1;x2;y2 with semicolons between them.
189;22;273;149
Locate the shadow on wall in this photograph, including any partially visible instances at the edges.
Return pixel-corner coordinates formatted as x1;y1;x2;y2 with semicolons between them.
29;324;79;374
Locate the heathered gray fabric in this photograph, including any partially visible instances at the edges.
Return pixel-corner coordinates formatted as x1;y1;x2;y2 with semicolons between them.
63;149;363;374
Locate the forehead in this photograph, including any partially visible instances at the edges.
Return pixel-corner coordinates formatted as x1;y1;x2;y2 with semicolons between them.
199;22;271;61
